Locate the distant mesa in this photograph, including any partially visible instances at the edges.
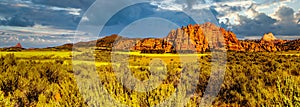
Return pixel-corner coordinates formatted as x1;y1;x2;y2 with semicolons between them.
14;42;23;48
261;33;277;42
0;42;25;51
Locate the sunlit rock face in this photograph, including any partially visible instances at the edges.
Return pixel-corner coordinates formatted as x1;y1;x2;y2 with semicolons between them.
261;33;277;42
135;22;243;52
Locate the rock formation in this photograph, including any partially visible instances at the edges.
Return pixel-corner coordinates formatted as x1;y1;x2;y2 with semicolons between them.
116;22;243;53
63;23;300;53
0;42;24;51
15;43;23;48
134;38;164;50
278;39;300;51
261;33;277;42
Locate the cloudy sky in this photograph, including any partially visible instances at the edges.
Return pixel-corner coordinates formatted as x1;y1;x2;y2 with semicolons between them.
0;0;299;48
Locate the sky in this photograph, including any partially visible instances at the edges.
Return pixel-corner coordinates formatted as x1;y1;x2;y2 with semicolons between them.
0;0;299;48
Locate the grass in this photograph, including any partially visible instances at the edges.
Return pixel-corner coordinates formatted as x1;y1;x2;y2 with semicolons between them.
0;50;299;106
1;51;299;65
0;51;72;58
277;51;300;56
0;51;208;59
113;51;209;57
72;60;111;66
112;51;210;63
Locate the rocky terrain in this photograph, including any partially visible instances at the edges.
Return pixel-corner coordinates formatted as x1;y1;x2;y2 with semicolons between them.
278;39;300;51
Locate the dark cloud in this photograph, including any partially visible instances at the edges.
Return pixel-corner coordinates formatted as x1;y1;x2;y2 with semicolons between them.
275;6;294;23
0;1;83;29
273;7;299;35
228;6;243;11
254;0;281;5
31;0;95;10
0;3;26;17
232;6;300;36
255;13;277;24
210;3;249;18
183;0;245;10
4;15;35;27
233;13;277;36
23;9;80;29
185;0;197;9
297;11;300;24
205;0;234;3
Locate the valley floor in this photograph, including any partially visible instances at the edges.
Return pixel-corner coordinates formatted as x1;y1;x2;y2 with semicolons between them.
0;50;299;106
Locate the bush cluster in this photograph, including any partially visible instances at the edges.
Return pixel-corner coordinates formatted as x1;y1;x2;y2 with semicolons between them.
0;52;299;106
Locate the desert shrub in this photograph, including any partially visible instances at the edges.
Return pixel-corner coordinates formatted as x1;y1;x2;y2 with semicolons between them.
0;54;86;106
0;89;14;106
0;51;299;106
276;76;300;106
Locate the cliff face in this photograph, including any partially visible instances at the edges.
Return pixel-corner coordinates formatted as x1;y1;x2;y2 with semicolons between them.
130;22;242;53
164;24;210;52
70;23;299;53
118;22;243;52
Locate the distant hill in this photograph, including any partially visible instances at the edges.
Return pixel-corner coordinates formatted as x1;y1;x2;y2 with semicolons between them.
0;43;25;51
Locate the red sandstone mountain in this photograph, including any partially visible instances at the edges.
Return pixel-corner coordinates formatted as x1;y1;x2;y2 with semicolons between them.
114;22;242;53
162;22;242;52
114;22;248;52
112;23;299;53
14;43;23;48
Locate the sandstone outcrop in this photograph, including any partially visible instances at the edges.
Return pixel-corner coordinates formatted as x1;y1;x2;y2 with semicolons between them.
15;43;23;48
261;33;277;42
133;22;243;53
60;23;300;53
